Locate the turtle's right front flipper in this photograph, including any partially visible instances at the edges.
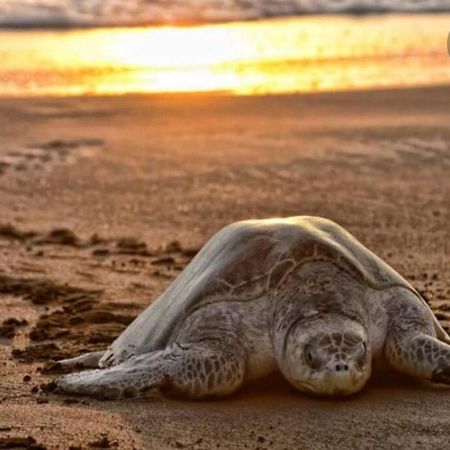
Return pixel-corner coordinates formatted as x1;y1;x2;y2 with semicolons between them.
56;350;106;370
54;350;167;399
54;340;245;400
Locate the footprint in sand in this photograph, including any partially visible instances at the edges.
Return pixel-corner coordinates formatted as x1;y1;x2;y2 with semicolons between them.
0;138;104;177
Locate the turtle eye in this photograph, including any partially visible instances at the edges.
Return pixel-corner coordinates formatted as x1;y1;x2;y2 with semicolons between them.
304;345;318;368
355;341;367;367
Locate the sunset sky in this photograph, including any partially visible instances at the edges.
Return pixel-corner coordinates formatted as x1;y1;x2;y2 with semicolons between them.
0;2;449;97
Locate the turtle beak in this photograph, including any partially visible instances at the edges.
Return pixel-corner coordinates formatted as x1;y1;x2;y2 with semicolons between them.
293;380;319;394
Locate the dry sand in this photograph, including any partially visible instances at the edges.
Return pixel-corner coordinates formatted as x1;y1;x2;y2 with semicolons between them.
0;86;449;449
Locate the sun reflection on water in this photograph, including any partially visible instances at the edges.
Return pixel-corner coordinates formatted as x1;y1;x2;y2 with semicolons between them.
0;14;449;96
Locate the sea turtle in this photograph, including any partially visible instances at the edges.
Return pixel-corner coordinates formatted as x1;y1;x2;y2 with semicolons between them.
53;216;450;399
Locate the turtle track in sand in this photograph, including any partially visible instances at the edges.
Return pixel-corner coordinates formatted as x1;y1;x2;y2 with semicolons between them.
0;223;200;368
0;139;104;178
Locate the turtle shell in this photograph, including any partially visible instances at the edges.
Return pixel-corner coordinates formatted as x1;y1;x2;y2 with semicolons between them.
99;216;445;367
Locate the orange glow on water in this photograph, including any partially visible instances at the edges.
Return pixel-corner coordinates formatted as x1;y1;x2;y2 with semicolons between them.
0;14;449;97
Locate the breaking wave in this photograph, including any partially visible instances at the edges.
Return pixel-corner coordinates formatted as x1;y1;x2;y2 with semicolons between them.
0;0;449;27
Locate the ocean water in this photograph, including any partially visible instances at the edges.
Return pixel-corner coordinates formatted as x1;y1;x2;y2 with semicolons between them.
0;1;449;27
0;14;449;97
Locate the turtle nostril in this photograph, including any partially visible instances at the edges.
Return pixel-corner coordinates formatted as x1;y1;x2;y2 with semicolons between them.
335;363;349;372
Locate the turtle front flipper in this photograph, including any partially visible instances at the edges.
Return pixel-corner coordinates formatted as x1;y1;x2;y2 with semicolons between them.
54;350;167;399
54;341;246;400
386;332;450;384
56;351;106;370
384;290;450;385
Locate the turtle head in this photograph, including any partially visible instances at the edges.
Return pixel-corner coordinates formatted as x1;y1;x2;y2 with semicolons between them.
278;314;371;396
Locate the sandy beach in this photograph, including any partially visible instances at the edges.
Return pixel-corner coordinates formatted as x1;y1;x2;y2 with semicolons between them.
0;86;449;449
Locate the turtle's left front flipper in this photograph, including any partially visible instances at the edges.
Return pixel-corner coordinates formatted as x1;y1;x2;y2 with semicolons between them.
386;331;450;384
384;289;450;385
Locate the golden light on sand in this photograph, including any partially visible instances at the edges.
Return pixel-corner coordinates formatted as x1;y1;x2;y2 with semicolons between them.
0;14;449;96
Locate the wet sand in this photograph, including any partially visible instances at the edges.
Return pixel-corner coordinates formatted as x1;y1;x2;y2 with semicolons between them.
0;86;449;449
